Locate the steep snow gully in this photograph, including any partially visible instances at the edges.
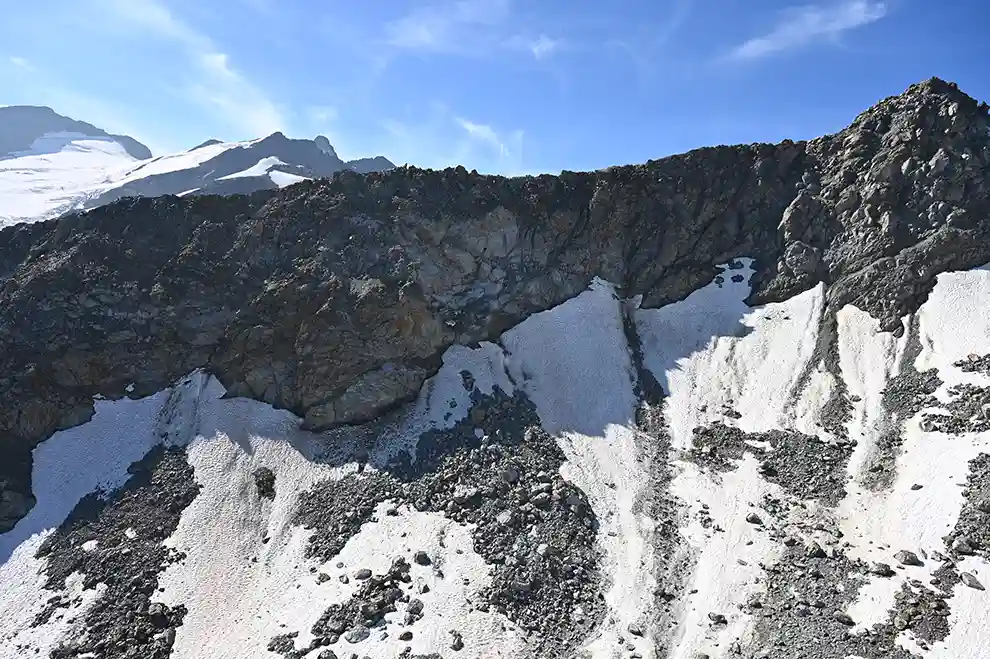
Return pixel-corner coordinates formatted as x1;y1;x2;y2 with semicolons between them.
4;258;990;658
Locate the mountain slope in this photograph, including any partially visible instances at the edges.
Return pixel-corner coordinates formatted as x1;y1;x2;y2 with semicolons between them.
0;105;152;161
1;78;989;659
0;108;395;228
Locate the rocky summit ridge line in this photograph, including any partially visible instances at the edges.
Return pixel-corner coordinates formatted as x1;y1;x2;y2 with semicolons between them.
0;77;988;533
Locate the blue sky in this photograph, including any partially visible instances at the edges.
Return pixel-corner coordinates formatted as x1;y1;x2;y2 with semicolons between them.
2;0;987;174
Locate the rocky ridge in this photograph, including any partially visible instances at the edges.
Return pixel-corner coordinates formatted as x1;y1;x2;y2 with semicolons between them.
0;76;988;541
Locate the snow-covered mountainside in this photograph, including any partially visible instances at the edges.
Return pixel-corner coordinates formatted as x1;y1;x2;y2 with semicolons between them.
1;78;989;659
0;106;394;228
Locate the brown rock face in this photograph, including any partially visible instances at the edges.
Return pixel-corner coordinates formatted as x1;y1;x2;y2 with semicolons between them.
1;77;988;532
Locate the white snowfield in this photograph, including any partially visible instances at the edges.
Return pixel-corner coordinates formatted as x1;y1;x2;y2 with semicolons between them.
0;132;139;227
0;134;305;229
2;263;990;658
216;155;311;188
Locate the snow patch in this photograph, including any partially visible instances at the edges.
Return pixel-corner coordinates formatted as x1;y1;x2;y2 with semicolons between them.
837;265;990;642
0;133;137;226
0;389;174;656
637;260;826;442
268;170;310;188
635;260;820;658
667;455;783;658
154;393;355;657
501;278;656;658
216;156;287;181
116;140;240;183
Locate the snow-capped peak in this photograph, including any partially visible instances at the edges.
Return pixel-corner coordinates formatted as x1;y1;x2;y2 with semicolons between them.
314;135;338;159
0;109;395;229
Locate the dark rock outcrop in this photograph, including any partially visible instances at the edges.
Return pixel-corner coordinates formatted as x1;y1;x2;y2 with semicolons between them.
0;77;988;533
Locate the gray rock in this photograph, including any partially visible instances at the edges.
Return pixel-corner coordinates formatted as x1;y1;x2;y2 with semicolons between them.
952;536;975;555
960;572;985;590
253;467;276;500
413;551;432;566
344;626;370;643
833;611;855;626
895;550;923;566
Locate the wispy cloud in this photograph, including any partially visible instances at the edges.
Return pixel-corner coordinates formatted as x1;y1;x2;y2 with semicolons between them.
505;34;560;59
8;56;36;72
455;116;523;161
605;0;695;84
385;0;510;51
98;0;287;137
307;106;339;126
380;104;528;174
383;0;560;61
729;0;887;60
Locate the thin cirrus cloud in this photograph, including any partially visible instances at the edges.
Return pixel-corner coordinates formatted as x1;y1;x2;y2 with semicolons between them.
729;0;887;60
8;56;36;72
96;0;288;138
380;104;527;175
383;0;559;60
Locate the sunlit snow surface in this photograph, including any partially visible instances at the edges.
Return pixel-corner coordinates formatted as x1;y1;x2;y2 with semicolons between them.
0;133;260;228
2;262;990;657
0;132;139;226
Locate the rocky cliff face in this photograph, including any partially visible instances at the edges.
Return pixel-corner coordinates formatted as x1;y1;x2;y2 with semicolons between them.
0;78;988;537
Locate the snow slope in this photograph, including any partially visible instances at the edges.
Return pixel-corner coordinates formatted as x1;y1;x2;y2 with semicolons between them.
0;128;391;229
0;132;139;227
3;263;990;658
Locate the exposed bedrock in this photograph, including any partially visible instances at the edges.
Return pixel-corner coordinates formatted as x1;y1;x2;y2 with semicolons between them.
1;78;989;531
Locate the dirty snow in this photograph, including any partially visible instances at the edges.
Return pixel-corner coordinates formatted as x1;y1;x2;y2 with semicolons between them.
5;259;990;657
907;557;990;657
501;278;656;659
636;260;827;443
0;388;173;657
635;260;822;658
155;363;525;658
837;265;990;645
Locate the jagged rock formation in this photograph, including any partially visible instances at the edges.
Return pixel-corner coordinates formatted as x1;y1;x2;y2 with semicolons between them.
0;78;987;534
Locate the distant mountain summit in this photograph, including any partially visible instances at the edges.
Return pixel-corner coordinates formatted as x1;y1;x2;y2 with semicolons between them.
88;130;397;208
0;105;152;160
0;107;395;227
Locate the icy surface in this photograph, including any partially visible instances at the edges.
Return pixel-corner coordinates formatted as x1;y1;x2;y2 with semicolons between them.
0;132;138;226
